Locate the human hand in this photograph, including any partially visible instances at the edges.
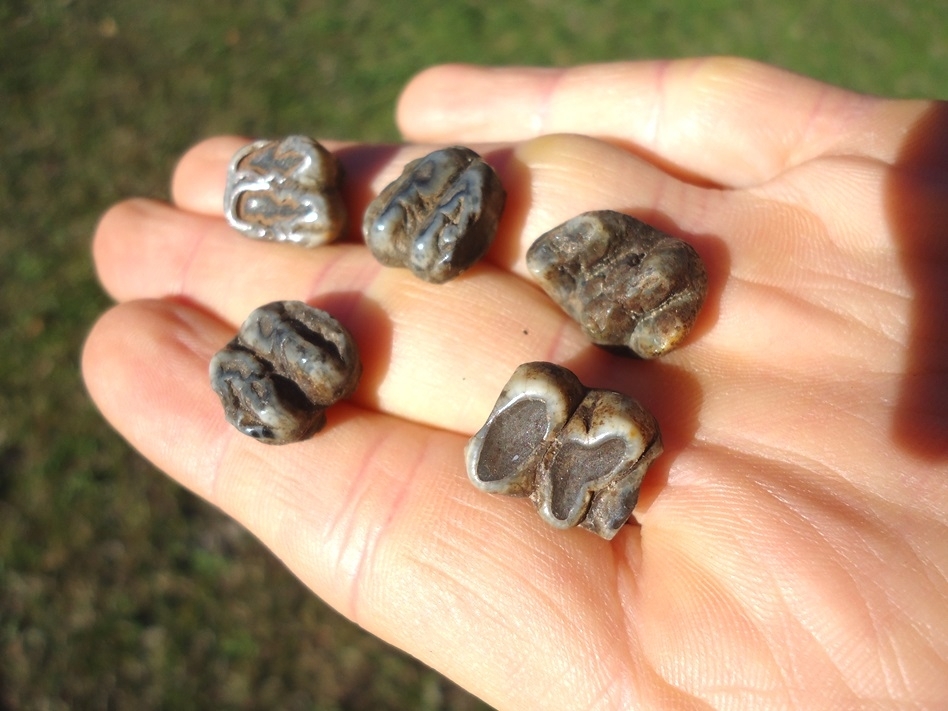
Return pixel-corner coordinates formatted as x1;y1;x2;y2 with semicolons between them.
83;58;948;709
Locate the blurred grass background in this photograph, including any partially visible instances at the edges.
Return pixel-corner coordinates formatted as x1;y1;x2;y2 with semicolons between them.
0;0;945;708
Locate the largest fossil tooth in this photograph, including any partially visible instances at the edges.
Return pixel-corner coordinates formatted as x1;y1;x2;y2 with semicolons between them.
466;362;662;540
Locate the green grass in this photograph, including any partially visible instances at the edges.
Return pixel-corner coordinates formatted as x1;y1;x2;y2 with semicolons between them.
1;1;945;708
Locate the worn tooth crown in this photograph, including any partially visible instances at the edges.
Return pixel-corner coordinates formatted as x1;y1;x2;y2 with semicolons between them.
466;362;663;540
210;301;361;445
465;361;586;497
224;135;347;247
362;146;506;284
527;210;708;358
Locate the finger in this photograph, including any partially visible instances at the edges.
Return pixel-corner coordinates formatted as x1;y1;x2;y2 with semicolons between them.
170;136;247;215
397;57;902;188
81;298;672;710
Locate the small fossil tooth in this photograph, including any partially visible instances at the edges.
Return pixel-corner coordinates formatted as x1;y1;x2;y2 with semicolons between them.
209;301;361;445
465;362;662;540
362;146;506;284
527;210;708;358
224;135;347;247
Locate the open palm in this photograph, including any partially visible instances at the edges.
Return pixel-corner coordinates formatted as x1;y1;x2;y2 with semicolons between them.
83;58;948;709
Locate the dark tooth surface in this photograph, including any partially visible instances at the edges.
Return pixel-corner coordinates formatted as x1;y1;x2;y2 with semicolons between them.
362;146;506;284
224;135;347;247
465;361;662;540
527;210;708;359
210;301;361;445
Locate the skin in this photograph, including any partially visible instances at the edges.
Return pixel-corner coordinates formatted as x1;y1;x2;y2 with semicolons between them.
83;58;948;710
